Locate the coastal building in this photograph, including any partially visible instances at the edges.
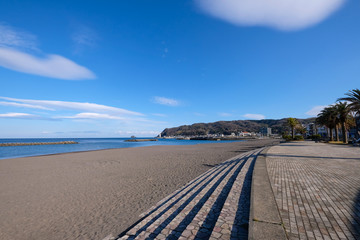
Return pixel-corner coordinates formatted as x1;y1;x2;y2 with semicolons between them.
356;115;360;138
306;123;316;136
317;126;328;137
260;127;272;137
238;131;252;137
304;123;327;137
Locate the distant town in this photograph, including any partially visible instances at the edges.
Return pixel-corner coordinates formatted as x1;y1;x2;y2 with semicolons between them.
158;118;360;142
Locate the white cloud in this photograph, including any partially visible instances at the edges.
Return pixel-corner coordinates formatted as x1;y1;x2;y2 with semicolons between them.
152;113;167;117
41;131;52;134
42;130;99;135
0;112;55;120
0;48;95;80
0;23;95;80
243;113;265;120
306;105;327;116
194;112;206;117
72;24;98;54
117;130;160;137
195;0;345;31
72;25;97;47
153;96;180;106
0;97;143;116
59;112;125;120
0;23;37;50
0;101;54;110
0;112;35;118
219;112;232;117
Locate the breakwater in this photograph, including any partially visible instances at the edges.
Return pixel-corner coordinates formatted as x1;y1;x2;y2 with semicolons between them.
124;139;158;142
189;137;255;141
0;141;79;147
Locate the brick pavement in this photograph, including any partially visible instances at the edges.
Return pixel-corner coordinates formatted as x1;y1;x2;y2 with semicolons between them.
266;142;360;240
117;149;262;240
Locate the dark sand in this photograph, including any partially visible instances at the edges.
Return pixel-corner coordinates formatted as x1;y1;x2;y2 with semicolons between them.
0;139;279;240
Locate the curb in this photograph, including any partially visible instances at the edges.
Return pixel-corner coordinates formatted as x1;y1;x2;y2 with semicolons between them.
248;147;287;240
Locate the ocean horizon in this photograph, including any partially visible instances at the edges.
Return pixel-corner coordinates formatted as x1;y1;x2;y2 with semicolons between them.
0;138;243;160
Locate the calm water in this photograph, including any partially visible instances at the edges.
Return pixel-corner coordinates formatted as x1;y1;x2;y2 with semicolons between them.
0;138;242;160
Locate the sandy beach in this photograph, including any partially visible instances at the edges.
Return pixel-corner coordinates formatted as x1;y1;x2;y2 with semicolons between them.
0;139;279;240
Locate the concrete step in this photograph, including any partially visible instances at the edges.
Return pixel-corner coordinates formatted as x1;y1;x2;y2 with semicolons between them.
118;149;262;240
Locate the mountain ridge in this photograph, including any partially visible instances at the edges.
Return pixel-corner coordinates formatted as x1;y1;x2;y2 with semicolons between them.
160;118;316;136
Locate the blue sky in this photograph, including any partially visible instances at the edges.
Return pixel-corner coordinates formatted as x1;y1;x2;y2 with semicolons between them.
0;0;359;137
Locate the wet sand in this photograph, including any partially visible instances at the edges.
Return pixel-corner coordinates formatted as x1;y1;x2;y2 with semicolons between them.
0;139;279;240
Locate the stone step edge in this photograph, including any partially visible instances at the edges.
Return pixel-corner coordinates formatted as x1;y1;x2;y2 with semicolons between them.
115;150;256;239
123;154;246;237
138;151;251;219
248;147;288;240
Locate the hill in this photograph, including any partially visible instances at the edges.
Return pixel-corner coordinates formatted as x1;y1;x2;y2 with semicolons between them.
160;118;315;137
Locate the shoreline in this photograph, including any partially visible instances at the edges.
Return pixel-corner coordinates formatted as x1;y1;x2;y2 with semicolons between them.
0;139;247;160
0;139;279;240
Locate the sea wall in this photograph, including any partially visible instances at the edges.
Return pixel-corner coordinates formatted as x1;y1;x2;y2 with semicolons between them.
0;141;79;147
124;139;158;142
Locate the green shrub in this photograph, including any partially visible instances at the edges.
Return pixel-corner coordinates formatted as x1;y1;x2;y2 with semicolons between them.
282;134;292;141
310;134;321;140
294;135;304;141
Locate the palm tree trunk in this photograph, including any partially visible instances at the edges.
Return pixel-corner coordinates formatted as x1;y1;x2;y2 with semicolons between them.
329;128;334;141
356;115;360;138
341;122;348;143
335;126;339;141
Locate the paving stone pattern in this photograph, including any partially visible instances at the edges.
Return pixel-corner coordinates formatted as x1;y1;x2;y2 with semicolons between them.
118;149;262;240
267;142;360;240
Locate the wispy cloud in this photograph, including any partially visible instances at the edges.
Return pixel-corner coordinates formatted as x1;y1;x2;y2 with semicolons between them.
0;96;156;125
194;112;206;117
42;130;100;134
58;112;125;120
218;112;232;117
195;0;345;31
0;23;37;50
306;105;327;116
153;96;180;106
0;48;95;80
0;101;54;110
152;113;167;117
243;113;265;120
0;23;95;80
0;97;143;116
162;48;169;58
117;130;160;137
72;24;98;54
0;112;35;118
0;112;56;120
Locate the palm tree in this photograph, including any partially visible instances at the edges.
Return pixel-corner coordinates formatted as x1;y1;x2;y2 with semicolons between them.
335;123;340;142
316;106;337;141
338;89;360;138
297;126;307;138
329;106;341;141
287;118;298;139
337;89;360;114
328;105;341;141
335;102;352;143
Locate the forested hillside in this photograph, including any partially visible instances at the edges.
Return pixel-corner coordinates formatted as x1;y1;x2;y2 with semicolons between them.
160;118;315;136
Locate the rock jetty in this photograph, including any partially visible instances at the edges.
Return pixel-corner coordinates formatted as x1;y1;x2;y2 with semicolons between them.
124;139;158;142
0;141;79;147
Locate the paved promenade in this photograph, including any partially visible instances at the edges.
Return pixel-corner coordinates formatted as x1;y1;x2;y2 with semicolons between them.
267;142;360;240
117;149;262;240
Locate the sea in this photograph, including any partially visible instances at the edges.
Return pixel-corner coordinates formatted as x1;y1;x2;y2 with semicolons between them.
0;138;242;160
